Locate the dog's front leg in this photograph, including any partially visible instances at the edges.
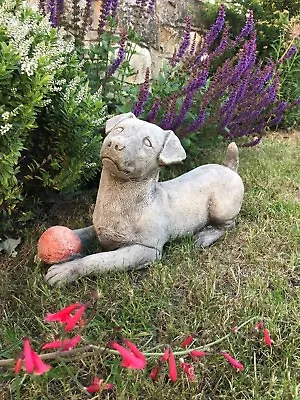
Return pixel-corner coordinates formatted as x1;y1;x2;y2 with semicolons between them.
45;244;161;286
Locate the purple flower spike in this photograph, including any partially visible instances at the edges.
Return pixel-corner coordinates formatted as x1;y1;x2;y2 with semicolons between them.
179;105;207;138
106;28;127;77
171;16;191;65
98;0;113;34
132;68;151;117
147;97;161;122
294;97;300;107
159;95;178;129
39;0;46;14
211;23;229;59
193;5;225;67
82;0;93;34
190;32;197;55
205;4;226;48
48;0;58;27
57;0;64;19
147;0;156;13
268;101;288;126
185;58;209;92
111;0;118;17
172;91;195;130
237;9;254;41
280;45;297;62
232;31;256;81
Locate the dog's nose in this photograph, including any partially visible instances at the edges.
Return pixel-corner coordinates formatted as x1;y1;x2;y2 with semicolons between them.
107;138;125;151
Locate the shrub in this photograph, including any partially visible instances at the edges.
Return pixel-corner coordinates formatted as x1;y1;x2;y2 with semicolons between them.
202;0;298;58
39;0;144;112
128;6;299;152
0;0;106;226
271;18;300;128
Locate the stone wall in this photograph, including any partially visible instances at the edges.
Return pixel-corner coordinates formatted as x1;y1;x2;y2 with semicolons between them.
87;0;205;82
28;0;205;83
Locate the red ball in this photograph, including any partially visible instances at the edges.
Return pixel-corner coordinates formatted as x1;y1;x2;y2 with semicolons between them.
37;226;82;264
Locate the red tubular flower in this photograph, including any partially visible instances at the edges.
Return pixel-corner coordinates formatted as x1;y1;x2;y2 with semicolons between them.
45;303;86;332
64;305;86;332
221;352;244;372
42;335;81;351
110;340;146;369
181;335;194;348
253;322;263;332
190;350;207;358
14;357;23;374
263;328;272;347
23;338;51;375
149;364;161;381
45;303;82;322
85;377;113;394
168;349;177;382
179;358;195;381
122;339;146;365
161;347;170;362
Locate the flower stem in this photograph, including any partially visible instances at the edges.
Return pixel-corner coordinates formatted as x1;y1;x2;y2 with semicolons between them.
0;316;259;368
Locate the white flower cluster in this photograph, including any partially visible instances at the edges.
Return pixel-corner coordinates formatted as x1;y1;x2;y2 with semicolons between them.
41;98;52;106
0;123;12;136
62;76;91;105
50;78;67;93
91;116;106;126
63;76;82;103
1;107;20;122
0;0;75;85
1;111;10;121
91;88;103;102
75;82;90;106
84;162;98;168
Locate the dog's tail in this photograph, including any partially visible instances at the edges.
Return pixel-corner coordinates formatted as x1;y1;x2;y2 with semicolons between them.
223;142;239;172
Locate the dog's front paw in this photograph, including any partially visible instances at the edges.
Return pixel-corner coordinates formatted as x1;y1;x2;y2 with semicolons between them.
45;260;82;286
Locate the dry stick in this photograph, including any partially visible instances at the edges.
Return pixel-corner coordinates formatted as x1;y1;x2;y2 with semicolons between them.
0;316;259;368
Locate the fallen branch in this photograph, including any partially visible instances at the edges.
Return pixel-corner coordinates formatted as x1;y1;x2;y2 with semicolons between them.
0;316;258;368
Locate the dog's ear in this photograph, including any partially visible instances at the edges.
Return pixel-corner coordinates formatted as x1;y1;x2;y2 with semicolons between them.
106;113;136;134
159;130;186;166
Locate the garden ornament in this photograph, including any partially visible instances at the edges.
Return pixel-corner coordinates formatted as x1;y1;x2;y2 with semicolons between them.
42;112;244;285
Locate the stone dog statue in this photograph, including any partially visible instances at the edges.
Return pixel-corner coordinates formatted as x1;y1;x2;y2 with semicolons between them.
45;112;244;285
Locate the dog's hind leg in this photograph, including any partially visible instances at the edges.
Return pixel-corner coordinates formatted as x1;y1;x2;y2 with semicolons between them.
194;219;236;248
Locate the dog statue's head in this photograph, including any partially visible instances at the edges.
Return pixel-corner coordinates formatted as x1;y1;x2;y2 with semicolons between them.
100;113;186;180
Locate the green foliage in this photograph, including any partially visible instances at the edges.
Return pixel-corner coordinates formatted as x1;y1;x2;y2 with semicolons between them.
24;61;105;193
202;0;298;58
272;19;300;128
79;20;140;113
0;0;106;226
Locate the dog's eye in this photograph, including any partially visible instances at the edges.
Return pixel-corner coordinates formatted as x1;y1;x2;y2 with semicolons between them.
143;138;152;147
115;127;123;133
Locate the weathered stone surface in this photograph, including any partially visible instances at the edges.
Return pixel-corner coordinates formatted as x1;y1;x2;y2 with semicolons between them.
44;113;244;286
91;0;102;30
150;48;164;78
123;43;152;84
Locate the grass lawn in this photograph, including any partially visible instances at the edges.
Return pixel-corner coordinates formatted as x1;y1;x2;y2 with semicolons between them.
0;132;299;399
